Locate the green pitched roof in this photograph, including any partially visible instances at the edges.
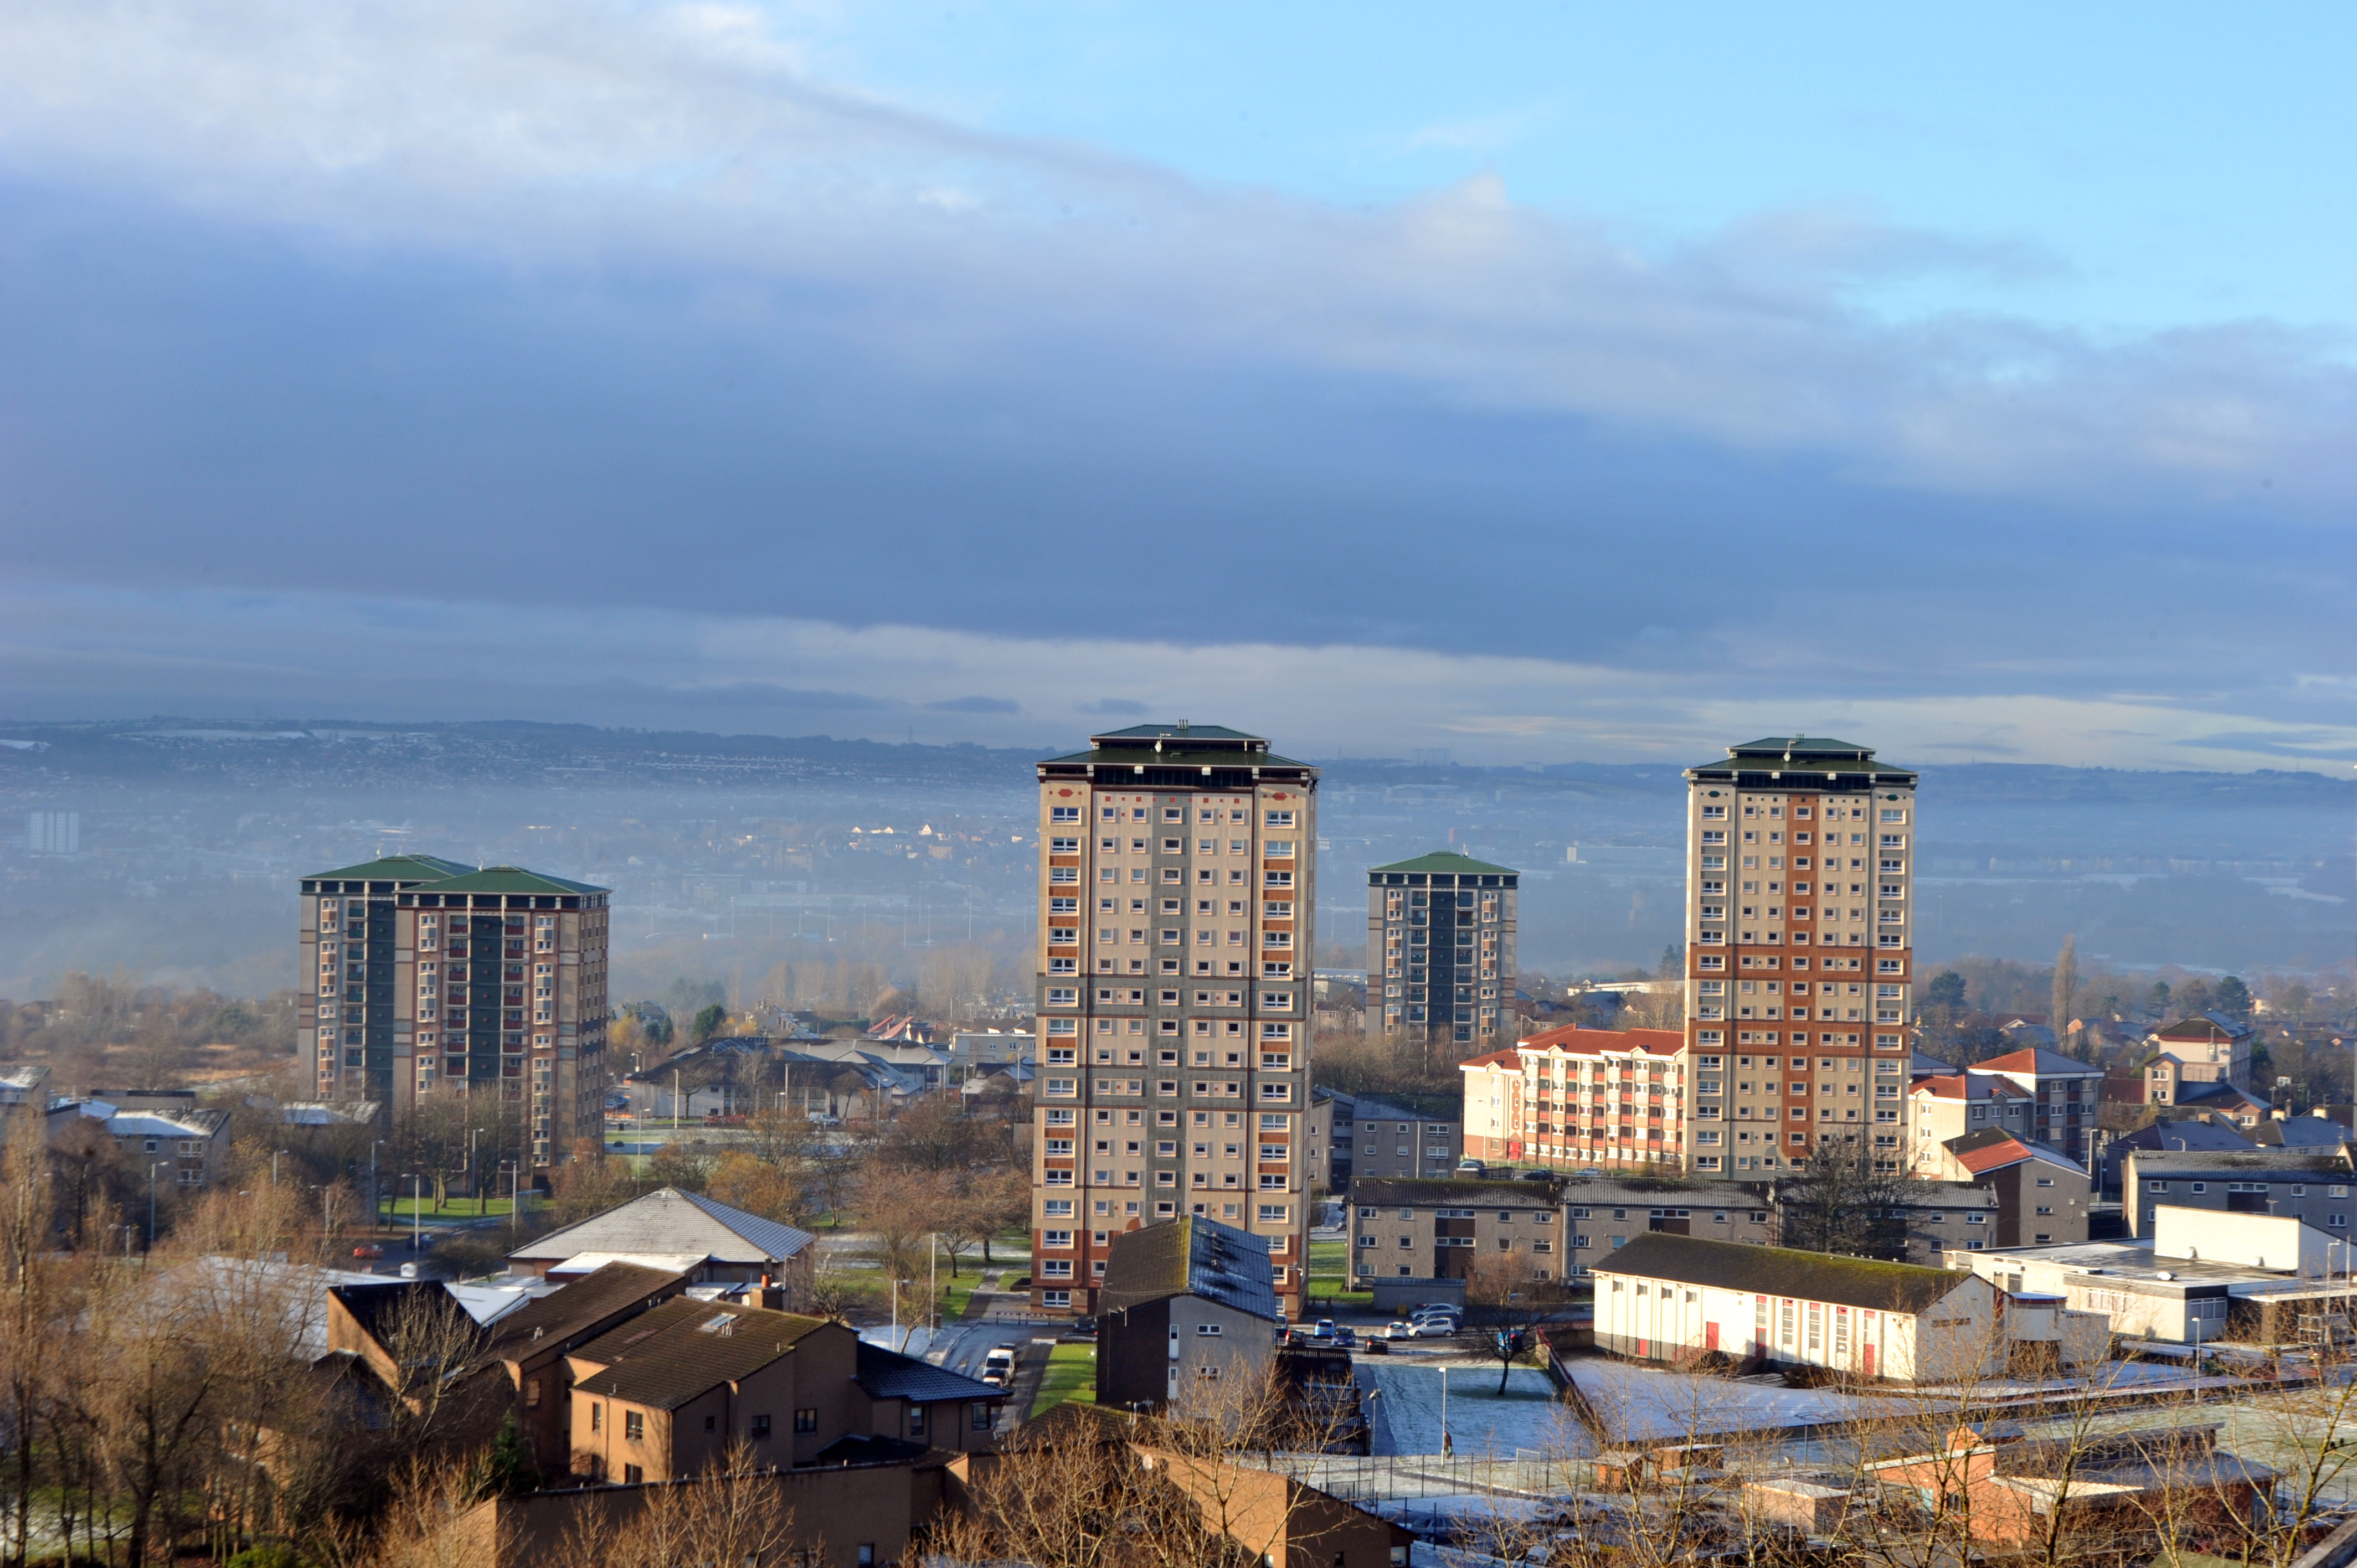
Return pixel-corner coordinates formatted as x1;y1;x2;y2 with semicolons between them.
304;853;477;883
1368;849;1519;876
1684;735;1917;780
423;865;608;896
1593;1232;1970;1316
1039;744;1314;769
1089;723;1264;743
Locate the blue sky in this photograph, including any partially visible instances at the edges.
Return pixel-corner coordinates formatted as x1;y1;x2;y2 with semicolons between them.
0;1;2351;767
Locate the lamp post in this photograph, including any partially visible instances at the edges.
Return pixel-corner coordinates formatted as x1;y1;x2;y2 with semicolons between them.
403;1174;423;1253
369;1139;383;1226
148;1160;170;1249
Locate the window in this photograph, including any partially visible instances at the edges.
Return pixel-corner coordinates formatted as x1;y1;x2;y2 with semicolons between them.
590;1403;603;1432
750;1413;772;1437
624;1410;645;1441
794;1408;819;1433
623;1463;644;1484
908;1405;927;1437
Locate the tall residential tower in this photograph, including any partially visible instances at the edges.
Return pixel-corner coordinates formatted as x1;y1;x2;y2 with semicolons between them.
1366;850;1518;1059
1030;724;1317;1318
299;857;612;1168
1680;737;1916;1177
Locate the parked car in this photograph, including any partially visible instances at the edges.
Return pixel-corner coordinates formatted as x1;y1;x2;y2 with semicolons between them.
981;1344;1018;1388
1381;1321;1418;1340
1332;1327;1358;1348
1311;1318;1338;1342
1411;1318;1459;1339
1520;1169;1553;1181
1363;1337;1391;1355
351;1243;383;1259
1455;1158;1488;1176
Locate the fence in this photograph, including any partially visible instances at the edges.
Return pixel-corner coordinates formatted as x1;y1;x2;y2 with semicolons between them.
1235;1450;1583;1505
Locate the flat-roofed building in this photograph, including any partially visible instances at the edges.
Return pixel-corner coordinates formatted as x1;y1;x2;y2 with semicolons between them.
2123;1147;2354;1240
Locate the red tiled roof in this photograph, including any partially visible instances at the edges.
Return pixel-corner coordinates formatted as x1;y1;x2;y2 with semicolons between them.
1974;1046;2100;1076
1516;1024;1685;1058
1459;1050;1520;1071
1953;1137;2037;1175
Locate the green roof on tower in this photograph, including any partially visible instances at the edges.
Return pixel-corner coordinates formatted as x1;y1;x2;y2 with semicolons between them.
1367;849;1520;877
423;865;609;896
302;853;477;883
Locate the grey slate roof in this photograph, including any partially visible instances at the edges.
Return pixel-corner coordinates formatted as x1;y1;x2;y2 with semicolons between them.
855;1341;1000;1403
1593;1232;1972;1316
1352;1177;1560;1208
481;1261;690;1361
510;1188;816;1268
569;1298;833;1410
1096;1215;1280;1322
2125;1148;2351;1178
2253;1116;2354;1148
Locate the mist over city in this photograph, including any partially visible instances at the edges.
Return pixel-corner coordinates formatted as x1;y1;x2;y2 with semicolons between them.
1;6;2354;1567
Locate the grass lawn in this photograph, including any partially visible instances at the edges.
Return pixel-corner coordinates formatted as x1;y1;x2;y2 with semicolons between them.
1030;1342;1097;1417
936;1269;987;1322
1304;1238;1373;1310
382;1195;517;1218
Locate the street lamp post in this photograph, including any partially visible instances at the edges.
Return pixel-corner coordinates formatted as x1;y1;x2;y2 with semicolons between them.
148;1160;170;1249
402;1174;423;1253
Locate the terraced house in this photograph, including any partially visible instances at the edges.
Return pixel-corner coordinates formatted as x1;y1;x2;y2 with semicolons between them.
1029;723;1317;1318
298;854;611;1167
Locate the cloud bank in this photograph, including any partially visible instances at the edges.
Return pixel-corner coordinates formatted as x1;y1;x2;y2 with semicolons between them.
0;0;2349;765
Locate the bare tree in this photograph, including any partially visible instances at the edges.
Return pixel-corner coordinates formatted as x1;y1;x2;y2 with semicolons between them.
2054;934;2080;1059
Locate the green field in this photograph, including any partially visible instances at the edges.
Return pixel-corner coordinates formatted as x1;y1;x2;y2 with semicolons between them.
382;1195;518;1218
1030;1342;1097;1417
1305;1238;1373;1310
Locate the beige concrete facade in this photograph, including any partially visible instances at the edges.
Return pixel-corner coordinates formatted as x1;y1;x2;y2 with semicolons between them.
1031;725;1316;1318
1682;737;1917;1177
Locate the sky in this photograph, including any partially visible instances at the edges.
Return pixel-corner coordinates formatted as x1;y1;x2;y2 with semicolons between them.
1;1;2352;769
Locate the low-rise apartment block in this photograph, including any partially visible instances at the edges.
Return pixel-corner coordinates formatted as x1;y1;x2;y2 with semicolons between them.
1931;1131;2092;1248
1459;1025;1689;1171
1345;1094;1461;1184
45;1095;231;1189
2123;1147;2355;1240
1351;1174;1780;1287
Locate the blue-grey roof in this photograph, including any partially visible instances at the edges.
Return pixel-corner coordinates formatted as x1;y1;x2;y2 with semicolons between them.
854;1342;1001;1403
1096;1215;1280;1323
511;1187;815;1267
677;1190;819;1263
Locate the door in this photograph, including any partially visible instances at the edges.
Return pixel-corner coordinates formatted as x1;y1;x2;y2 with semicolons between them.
1705;1322;1720;1352
1861;1343;1875;1379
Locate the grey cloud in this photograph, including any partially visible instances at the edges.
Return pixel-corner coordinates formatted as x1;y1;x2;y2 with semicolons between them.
925;696;1021;714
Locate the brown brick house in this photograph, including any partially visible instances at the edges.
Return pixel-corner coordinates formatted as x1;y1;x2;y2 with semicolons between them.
566;1298;1000;1482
